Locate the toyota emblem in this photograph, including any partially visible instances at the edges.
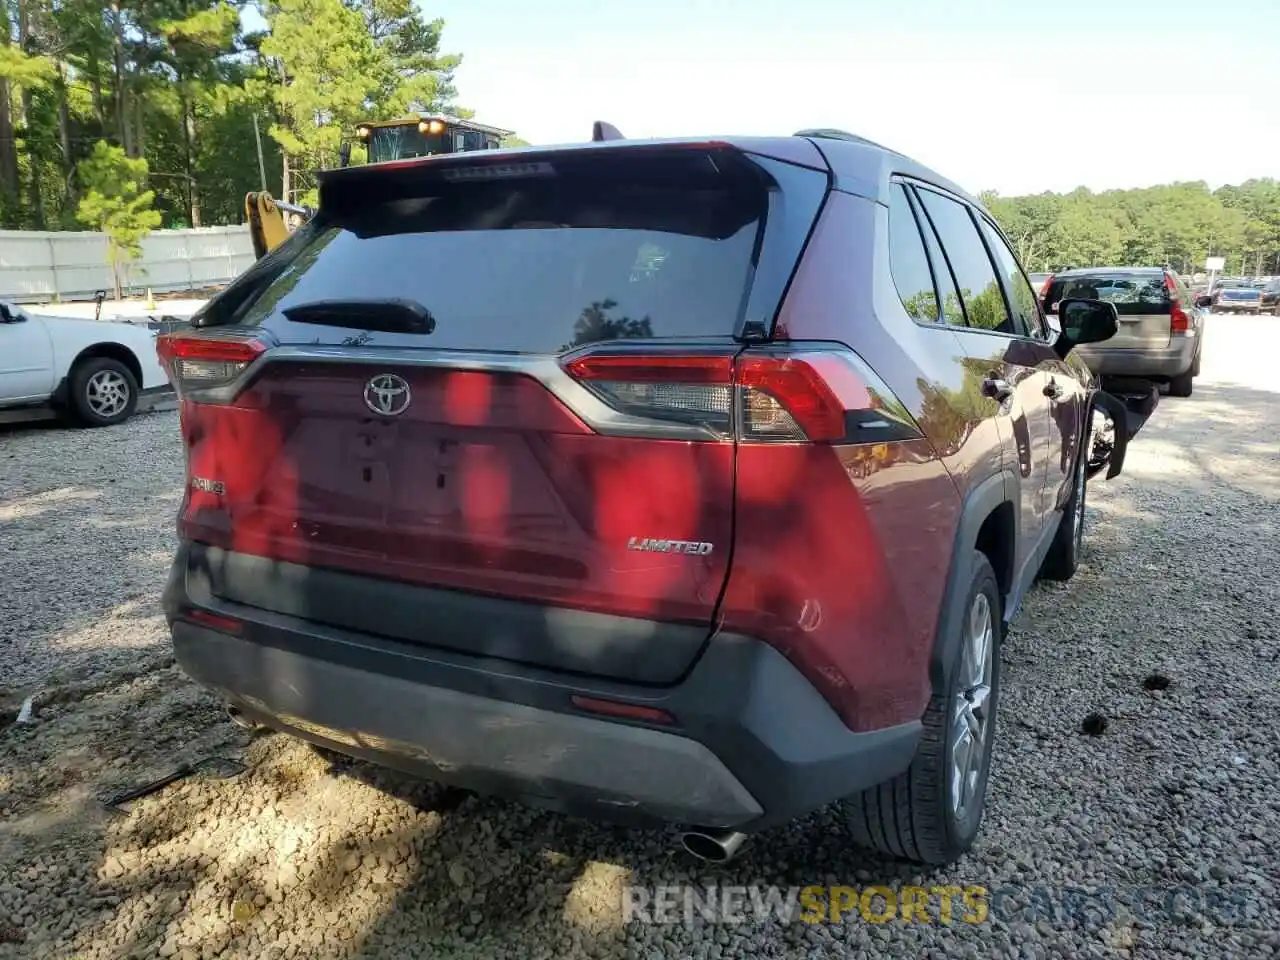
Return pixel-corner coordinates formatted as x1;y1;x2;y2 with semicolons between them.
363;374;411;416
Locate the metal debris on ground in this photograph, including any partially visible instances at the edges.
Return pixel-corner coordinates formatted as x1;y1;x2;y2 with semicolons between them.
101;757;247;810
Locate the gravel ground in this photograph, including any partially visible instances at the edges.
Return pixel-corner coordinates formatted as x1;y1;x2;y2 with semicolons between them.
1;315;1277;959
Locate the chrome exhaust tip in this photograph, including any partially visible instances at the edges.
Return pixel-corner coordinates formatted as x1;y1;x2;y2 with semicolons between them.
680;828;749;863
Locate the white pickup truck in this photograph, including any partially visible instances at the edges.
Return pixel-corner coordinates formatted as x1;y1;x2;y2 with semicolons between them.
0;301;171;427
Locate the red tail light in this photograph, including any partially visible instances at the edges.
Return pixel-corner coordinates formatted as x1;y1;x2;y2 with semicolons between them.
1040;273;1054;298
1165;273;1190;334
156;332;268;396
563;347;920;444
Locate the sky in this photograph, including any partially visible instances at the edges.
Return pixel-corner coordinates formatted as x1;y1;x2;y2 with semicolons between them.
424;0;1279;197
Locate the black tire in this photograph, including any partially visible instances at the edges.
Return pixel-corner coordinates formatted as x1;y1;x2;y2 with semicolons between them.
68;356;138;427
1168;367;1194;398
1040;414;1091;581
845;551;1002;864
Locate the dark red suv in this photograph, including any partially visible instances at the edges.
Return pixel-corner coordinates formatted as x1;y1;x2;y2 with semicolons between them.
158;131;1121;864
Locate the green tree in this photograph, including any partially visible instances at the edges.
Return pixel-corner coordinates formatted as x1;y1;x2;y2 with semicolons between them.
0;40;57;226
76;140;162;298
983;178;1280;277
259;0;383;205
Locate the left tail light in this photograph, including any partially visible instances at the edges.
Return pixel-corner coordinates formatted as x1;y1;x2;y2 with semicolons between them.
562;346;922;444
156;332;268;398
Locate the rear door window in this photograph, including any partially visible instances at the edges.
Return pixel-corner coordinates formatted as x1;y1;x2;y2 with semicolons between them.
978;218;1045;338
912;192;966;326
229;150;773;353
916;188;1017;335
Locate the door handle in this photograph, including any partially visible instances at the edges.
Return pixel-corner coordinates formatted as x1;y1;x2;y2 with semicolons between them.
1043;379;1063;400
982;376;1013;402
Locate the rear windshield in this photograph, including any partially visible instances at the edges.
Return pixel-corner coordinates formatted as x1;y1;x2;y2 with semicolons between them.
1044;272;1170;315
222;150;768;353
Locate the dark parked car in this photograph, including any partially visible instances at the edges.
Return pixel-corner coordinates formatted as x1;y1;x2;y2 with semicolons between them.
156;130;1121;865
1212;279;1263;314
1041;267;1205;397
1256;279;1280;315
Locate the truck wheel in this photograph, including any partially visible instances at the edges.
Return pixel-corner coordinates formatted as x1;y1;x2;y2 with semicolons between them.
1168;367;1194;398
69;357;138;427
845;551;1002;864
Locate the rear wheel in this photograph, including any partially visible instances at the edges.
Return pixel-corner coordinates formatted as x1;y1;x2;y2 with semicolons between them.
845;551;1001;864
69;357;138;427
1168;367;1194;398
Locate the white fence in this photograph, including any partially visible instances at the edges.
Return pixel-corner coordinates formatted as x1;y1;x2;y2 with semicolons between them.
0;226;254;302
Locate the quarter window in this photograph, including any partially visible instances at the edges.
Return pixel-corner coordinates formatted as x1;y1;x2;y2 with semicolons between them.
916;189;1016;336
887;184;940;323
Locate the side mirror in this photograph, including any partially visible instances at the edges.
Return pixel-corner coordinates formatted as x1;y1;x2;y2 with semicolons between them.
1194;294;1212;309
0;302;12;322
1053;298;1118;359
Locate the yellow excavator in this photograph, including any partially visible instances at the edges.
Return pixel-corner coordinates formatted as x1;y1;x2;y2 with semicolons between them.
244;114;519;261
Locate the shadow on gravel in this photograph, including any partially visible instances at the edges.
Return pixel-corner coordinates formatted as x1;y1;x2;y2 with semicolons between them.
1132;383;1280;494
310;757;946;959
1;678;948;960
0;413;183;694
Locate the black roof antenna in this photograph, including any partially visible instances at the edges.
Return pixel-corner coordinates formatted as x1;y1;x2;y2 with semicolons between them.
592;121;625;142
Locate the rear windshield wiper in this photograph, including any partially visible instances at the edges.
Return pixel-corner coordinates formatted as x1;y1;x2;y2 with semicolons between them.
281;298;437;335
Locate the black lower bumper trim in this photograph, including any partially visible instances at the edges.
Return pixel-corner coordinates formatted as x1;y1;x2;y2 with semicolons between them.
165;544;921;830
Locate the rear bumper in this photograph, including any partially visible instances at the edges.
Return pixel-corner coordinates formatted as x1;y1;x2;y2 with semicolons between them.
1074;336;1197;379
164;544;920;830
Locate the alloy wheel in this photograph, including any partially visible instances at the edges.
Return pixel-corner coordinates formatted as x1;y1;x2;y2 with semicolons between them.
86;369;130;419
950;592;994;821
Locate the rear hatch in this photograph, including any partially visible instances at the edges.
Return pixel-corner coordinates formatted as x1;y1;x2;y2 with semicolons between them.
1044;271;1173;349
165;142;830;683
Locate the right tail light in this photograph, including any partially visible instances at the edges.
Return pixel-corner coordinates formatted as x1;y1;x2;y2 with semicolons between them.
1164;273;1191;334
562;346;922;444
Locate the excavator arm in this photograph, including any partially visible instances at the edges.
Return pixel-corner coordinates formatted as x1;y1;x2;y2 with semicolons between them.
244;192;313;260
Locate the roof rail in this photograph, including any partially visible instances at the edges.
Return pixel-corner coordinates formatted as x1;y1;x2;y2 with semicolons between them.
592;121;625;142
794;128;895;153
793;128;863;141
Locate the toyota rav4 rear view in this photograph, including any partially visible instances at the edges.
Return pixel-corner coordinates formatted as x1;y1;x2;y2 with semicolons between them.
158;132;1120;864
